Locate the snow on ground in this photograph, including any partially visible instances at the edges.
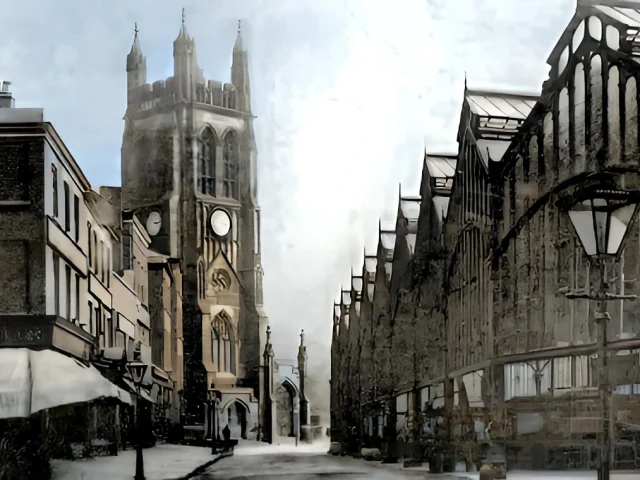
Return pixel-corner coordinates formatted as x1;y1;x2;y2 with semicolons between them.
234;437;330;456
199;446;427;479
197;440;640;479
51;443;222;480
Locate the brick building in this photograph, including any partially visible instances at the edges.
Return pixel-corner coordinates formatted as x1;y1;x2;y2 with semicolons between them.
0;83;184;464
331;0;640;472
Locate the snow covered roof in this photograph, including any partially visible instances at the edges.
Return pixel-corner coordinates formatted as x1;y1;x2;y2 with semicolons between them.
595;3;640;27
466;91;536;120
466;89;538;139
425;155;456;194
426;155;456;178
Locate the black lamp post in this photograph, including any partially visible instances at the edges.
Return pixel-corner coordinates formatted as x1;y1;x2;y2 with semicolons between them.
564;185;640;480
127;360;149;480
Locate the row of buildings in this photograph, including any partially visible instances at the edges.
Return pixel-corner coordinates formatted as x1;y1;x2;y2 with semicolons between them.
331;0;640;472
0;17;312;473
0;92;185;460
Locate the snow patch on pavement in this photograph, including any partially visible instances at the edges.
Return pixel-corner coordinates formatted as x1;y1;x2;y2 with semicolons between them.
52;443;221;480
234;439;330;456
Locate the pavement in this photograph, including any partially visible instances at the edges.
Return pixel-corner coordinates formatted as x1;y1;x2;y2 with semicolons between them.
194;439;640;480
50;439;640;480
196;440;450;479
51;443;232;480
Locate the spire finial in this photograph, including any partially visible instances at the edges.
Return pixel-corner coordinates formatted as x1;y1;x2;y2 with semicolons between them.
266;325;271;343
464;71;468;90
182;7;186;26
129;22;142;58
300;329;305;347
234;18;244;52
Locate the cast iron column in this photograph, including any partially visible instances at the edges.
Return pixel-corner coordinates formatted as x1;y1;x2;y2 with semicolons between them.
135;386;145;480
596;262;611;480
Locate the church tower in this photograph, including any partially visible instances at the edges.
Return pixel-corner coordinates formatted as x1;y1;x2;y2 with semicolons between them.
120;15;269;435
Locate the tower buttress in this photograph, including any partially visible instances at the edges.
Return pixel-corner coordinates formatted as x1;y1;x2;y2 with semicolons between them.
126;23;146;104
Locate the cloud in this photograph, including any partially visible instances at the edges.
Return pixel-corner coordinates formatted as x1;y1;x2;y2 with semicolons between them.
0;0;579;413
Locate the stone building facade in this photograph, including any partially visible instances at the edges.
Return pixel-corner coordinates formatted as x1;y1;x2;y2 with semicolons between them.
120;19;271;440
0;84;184;465
273;331;311;442
331;0;640;472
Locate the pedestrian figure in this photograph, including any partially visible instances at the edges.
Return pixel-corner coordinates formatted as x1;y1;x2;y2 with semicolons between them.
222;424;231;442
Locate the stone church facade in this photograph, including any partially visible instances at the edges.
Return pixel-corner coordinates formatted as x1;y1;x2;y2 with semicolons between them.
121;20;270;438
332;0;640;472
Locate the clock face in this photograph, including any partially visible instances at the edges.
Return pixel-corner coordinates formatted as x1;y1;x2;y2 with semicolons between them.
210;209;231;237
146;211;162;236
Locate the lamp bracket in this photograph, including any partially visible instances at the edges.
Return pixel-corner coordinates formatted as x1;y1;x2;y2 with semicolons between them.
564;291;638;301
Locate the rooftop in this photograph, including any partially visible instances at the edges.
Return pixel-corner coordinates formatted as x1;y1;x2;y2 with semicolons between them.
466;89;538;139
425;154;457;194
0;108;44;124
425;155;456;178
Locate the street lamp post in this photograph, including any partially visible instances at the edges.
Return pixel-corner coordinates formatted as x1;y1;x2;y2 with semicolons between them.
563;183;640;480
127;361;149;480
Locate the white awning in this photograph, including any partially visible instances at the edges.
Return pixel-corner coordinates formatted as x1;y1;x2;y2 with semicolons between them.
0;348;132;420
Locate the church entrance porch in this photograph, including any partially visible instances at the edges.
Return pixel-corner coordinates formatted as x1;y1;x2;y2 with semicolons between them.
224;400;248;439
275;379;299;439
205;389;257;441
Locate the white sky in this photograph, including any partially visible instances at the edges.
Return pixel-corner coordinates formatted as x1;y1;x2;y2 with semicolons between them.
0;0;578;406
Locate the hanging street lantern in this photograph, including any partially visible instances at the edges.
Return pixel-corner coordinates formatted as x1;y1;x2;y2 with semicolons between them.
560;177;640;480
127;361;149;387
566;186;640;260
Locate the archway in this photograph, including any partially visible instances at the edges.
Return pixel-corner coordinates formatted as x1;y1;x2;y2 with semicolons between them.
224;400;248;439
275;379;298;438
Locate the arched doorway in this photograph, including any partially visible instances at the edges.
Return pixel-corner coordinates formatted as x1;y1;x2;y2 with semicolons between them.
225;400;248;439
275;379;297;438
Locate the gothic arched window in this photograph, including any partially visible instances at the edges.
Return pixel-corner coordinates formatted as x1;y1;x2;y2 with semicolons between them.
212;311;233;373
223;131;239;199
199;128;216;196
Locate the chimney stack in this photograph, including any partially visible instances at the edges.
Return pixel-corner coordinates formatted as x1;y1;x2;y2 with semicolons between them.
0;81;15;108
